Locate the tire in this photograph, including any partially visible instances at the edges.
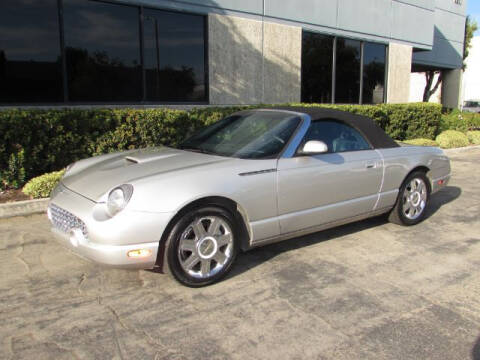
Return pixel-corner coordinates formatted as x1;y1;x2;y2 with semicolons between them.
164;206;238;287
388;171;431;226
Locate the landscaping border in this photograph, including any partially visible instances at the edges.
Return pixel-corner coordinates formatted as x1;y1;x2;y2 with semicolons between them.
0;198;49;219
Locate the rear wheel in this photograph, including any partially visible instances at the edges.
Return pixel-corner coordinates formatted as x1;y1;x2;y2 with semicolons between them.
389;171;430;226
164;206;238;287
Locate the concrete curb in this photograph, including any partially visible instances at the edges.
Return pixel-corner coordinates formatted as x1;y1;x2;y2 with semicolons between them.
0;146;479;220
443;144;480;154
0;198;49;219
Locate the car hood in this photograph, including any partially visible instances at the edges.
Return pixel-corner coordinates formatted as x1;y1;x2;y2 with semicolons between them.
62;147;230;202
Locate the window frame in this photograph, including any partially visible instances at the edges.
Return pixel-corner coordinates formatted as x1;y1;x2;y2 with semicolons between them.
301;30;389;105
361;41;388;105
0;0;209;105
62;0;144;102
0;0;64;103
141;5;208;103
300;31;335;103
294;119;374;156
335;37;362;105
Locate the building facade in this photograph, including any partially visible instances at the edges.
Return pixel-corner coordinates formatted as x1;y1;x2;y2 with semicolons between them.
0;0;467;107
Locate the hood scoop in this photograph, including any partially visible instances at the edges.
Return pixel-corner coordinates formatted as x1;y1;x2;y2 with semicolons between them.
124;153;178;164
125;157;138;164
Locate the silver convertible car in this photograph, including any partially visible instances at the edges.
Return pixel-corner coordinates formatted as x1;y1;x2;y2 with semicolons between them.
48;107;451;286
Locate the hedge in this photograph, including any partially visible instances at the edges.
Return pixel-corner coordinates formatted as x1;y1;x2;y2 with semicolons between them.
0;103;442;190
439;110;480;132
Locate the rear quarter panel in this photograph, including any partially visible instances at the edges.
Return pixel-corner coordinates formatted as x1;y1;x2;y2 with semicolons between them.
378;146;451;194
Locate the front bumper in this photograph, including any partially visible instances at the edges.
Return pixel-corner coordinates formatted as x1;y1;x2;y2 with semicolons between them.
50;227;160;269
48;183;174;269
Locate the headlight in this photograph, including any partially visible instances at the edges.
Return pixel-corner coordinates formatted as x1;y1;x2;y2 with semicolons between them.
107;184;133;216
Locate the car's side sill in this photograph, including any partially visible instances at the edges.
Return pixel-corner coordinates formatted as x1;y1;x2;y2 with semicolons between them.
248;207;392;249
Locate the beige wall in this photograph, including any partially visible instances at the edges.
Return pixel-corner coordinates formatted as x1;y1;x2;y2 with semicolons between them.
263;22;301;104
387;43;413;103
208;14;301;105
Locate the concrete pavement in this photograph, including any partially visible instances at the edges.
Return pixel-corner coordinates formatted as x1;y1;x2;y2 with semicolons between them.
1;149;479;359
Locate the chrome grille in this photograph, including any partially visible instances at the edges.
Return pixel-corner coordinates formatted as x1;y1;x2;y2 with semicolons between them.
49;203;88;238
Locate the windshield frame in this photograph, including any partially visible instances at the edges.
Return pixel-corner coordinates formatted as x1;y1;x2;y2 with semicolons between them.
178;109;308;160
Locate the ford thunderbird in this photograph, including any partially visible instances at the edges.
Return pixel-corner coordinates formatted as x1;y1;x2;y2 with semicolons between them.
48;107;451;286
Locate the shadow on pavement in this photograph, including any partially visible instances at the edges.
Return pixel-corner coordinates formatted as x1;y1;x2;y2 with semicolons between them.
227;185;462;280
473;335;480;360
227;215;386;281
424;186;461;220
147;186;462;280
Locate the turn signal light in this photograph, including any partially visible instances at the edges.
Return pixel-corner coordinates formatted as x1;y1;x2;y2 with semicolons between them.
127;249;152;258
437;179;445;185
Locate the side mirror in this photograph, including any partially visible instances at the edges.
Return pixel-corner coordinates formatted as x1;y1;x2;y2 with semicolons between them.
299;140;328;155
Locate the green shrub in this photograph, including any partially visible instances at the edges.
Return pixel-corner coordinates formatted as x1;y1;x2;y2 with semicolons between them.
435;130;470;149
0;103;442;189
440;110;480;132
0;147;26;191
467;131;480;145
402;138;439;147
22;170;66;199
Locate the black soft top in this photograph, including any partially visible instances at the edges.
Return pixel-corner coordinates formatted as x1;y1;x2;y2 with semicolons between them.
264;106;399;149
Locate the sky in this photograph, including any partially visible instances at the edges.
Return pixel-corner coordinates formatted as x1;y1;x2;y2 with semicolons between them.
468;0;480;36
464;36;480;100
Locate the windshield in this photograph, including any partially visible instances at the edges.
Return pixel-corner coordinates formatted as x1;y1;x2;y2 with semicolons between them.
178;111;301;159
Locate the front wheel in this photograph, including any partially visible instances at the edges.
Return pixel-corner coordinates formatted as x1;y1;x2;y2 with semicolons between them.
389;171;430;226
164;206;238;287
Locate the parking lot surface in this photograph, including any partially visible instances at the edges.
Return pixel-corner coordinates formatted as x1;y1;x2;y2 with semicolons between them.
1;149;480;360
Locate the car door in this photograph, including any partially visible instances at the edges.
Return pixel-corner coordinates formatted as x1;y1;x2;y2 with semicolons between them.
276;119;383;234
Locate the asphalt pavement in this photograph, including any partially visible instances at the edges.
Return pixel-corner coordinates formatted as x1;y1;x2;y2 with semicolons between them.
1;148;479;360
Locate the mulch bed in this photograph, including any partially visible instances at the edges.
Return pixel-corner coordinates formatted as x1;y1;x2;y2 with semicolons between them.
0;189;30;204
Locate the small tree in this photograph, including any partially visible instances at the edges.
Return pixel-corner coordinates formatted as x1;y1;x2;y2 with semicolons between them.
463;16;478;70
423;70;442;102
422;16;478;102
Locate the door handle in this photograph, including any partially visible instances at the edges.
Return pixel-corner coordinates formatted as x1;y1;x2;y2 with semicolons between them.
365;161;375;169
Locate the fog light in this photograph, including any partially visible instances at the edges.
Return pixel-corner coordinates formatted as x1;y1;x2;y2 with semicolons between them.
127;249;152;258
69;228;84;247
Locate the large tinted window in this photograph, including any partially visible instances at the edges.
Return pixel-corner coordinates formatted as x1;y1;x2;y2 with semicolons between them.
63;0;142;102
301;32;333;103
362;43;386;104
335;39;361;104
0;0;62;103
144;9;206;102
301;120;370;153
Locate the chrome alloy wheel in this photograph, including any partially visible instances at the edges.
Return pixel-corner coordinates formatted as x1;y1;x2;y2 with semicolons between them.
178;216;234;279
402;177;428;220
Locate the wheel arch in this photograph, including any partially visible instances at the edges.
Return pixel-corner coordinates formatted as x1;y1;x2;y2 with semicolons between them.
155;196;252;269
403;165;432;192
